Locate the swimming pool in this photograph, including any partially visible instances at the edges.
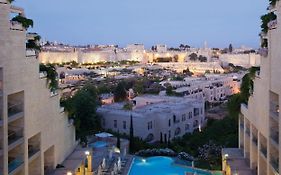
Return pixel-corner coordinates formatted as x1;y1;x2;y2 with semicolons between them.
89;141;107;148
129;156;212;175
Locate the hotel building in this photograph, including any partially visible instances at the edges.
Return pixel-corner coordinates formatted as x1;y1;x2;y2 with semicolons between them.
0;1;82;174
224;1;281;175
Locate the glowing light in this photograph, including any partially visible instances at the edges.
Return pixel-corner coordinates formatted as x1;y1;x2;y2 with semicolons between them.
224;154;229;158
142;159;146;163
85;151;90;156
67;172;73;175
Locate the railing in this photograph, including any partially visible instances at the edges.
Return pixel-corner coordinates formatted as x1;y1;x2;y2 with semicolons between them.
240;123;244;129
259;31;268;38
10;21;24;31
8;103;23;118
260;145;267;158
8;155;24;173
50;91;58;97
255;71;261;78
26;49;36;57
258;48;268;57
28;148;40;158
39;71;47;79
270;129;279;145
270;102;279;120
245;127;250;136
8;127;23;145
252;135;258;146
270;157;279;173
0;0;8;4
10;5;25;16
268;19;278;30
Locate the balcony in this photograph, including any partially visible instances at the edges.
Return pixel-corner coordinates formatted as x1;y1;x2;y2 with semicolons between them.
270;157;279;173
270;102;279;121
39;72;47;79
252;135;258;146
260;146;267;158
8;103;23;120
10;21;24;31
245;127;250;137
240;121;244;129
268;19;278;30
0;0;8;4
258;48;268;57
270;130;279;146
28;147;40;162
10;5;25;16
8;127;23;147
8;156;24;174
50;91;58;97
26;49;36;58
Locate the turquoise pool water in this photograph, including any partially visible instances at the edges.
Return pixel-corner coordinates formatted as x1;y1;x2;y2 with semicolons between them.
89;141;107;148
129;156;212;175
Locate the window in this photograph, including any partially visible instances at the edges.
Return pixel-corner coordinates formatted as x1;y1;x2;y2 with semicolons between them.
148;121;153;130
185;124;190;131
182;114;186;121
194;108;199;116
188;112;193;119
114;120;117;128
123;121;126;129
168;119;171;127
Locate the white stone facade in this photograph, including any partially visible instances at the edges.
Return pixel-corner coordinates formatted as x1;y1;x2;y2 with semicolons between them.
97;96;205;143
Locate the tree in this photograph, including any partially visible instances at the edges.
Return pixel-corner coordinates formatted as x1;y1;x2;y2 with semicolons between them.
62;84;101;143
114;81;127;102
228;44;233;53
117;130;121;149
11;15;33;29
189;53;198;61
198;55;207;62
39;64;58;92
165;84;174;96
129;115;134;153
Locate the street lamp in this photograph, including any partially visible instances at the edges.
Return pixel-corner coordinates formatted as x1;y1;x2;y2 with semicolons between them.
85;151;90;156
66;171;72;175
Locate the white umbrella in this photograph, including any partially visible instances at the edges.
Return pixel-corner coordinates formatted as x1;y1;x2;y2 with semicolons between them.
117;157;122;171
102;158;106;169
113;163;118;174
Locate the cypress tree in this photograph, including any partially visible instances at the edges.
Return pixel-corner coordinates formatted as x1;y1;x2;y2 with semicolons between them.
129;114;134;153
117;130;121;149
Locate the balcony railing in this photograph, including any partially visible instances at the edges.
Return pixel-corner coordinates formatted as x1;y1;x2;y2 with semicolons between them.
268;19;278;30
8;127;23;145
260;145;267;158
270;130;279;145
10;21;24;31
26;49;36;57
39;71;47;79
8;103;23;118
245;127;250;136
270;102;279;120
258;48;268;57
270;157;279;173
8;155;24;173
252;135;258;146
240;123;244;129
28;147;40;159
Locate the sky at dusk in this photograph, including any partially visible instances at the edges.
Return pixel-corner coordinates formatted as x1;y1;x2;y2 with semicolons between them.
16;0;268;48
